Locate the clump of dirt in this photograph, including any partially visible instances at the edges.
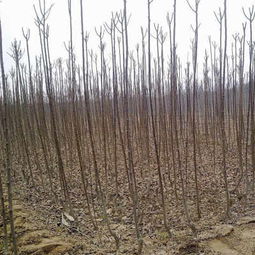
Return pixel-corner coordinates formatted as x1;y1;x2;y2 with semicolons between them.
20;237;72;255
205;220;255;255
208;239;239;255
0;200;75;255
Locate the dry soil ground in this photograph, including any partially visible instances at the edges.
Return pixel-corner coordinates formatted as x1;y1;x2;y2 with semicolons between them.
1;197;255;255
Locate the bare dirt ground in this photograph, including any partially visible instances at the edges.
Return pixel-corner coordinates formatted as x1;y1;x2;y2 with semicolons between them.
0;200;74;255
1;139;255;254
1;197;255;255
205;219;255;255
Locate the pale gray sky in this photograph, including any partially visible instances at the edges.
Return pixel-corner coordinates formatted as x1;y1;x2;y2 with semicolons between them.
0;0;254;72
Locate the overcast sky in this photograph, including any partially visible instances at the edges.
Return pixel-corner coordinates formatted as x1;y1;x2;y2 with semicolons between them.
0;0;254;72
